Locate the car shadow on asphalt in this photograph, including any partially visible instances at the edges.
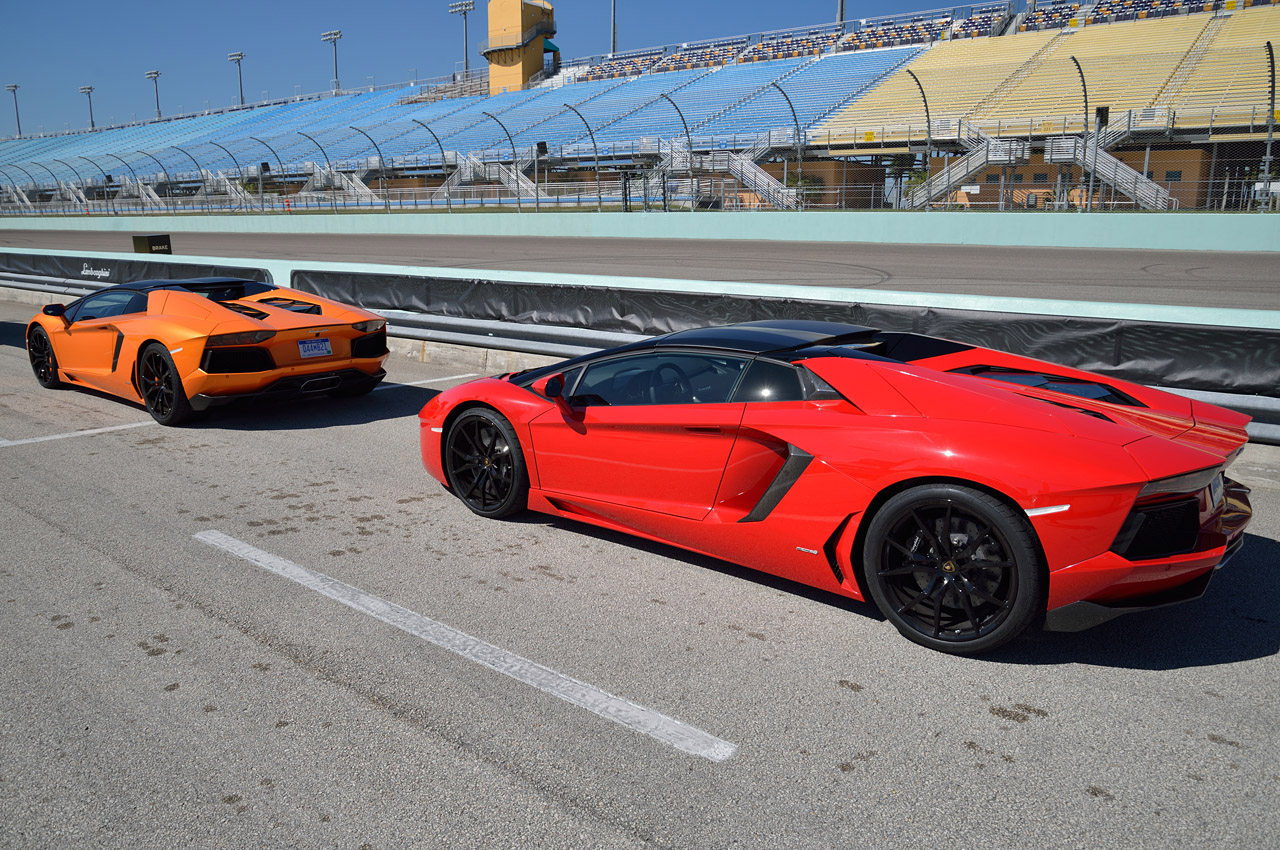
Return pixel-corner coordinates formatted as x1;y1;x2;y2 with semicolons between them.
517;514;1277;669
198;385;440;430
992;532;1280;669
1;320;28;349
510;512;885;622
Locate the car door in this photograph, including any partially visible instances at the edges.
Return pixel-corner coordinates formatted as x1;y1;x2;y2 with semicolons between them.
528;350;750;520
52;290;148;391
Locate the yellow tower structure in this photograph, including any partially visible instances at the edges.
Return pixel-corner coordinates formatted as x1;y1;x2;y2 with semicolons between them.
482;0;558;95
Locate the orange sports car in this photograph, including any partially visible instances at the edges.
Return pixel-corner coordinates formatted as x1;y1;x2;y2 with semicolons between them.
26;277;389;424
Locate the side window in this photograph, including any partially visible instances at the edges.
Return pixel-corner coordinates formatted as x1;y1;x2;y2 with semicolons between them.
572;352;748;406
732;359;806;403
72;290;146;322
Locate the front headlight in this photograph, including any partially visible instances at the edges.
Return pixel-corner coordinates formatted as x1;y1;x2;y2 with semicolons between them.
352;319;385;333
207;330;276;346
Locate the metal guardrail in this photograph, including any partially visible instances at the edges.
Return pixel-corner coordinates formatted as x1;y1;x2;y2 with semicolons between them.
2;269;1275;443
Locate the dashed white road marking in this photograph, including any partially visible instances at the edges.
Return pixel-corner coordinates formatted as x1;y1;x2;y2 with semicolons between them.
374;373;477;392
194;529;737;763
0;420;156;447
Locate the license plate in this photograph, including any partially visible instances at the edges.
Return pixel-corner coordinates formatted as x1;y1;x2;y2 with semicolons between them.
298;338;332;359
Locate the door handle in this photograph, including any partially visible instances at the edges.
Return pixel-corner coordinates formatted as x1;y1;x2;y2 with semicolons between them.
683;425;723;434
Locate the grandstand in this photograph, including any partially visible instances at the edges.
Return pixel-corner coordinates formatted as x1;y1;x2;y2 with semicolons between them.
1;1;1278;214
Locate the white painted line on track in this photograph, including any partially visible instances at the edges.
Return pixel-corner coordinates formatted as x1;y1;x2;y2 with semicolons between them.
0;420;156;447
373;373;478;392
194;529;737;763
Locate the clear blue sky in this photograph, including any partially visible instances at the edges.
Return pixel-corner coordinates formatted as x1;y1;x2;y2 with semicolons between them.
1;0;941;137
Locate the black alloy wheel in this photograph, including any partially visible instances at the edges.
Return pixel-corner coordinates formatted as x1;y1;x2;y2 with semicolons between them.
138;343;194;426
863;484;1042;654
444;408;529;519
28;327;62;389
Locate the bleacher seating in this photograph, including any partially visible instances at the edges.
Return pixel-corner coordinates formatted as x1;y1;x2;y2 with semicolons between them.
702;46;921;138
1087;0;1222;23
738;28;842;62
839;15;953;50
650;38;749;72
578;48;665;81
973;14;1212;128
1162;4;1280;125
1020;0;1083;31
819;30;1058;140
5;0;1280;193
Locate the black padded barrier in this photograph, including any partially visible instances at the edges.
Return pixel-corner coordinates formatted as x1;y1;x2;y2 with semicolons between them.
0;251;269;288
290;268;1280;398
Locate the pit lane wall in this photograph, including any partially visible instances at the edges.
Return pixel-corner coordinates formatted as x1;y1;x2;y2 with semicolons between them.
3;245;1278;406
1;210;1277;252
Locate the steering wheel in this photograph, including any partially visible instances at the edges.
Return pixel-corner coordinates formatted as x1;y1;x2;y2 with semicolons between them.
649;362;693;404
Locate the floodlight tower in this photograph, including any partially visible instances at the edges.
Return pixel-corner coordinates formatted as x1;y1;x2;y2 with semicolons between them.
321;30;343;90
145;70;162;119
448;2;474;74
228;52;245;105
79;85;96;129
5;84;20;136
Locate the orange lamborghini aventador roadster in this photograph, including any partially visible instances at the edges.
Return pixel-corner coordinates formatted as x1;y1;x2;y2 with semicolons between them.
26;277;389;425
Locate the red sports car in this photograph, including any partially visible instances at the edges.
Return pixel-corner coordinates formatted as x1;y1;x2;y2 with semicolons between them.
418;321;1252;654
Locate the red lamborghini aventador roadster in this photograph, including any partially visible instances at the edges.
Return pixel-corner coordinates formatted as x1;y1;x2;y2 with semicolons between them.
418;320;1252;654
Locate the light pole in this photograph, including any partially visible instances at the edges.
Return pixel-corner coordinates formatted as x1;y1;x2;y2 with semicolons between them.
611;0;617;53
350;126;391;213
482;110;521;212
321;30;343;90
228;52;245;106
79;86;96;130
411;119;453;212
563;104;602;212
1262;41;1275;212
771;82;804;208
448;2;474;75
5;84;19;137
1069;55;1090;212
145;70;161;119
659;93;695;210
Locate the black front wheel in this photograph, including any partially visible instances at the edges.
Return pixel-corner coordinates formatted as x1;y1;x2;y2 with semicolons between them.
27;326;62;389
138;343;195;426
862;484;1043;654
444;408;528;519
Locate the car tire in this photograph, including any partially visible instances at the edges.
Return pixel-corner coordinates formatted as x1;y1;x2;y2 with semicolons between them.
862;484;1043;655
27;326;63;389
444;408;529;519
138;343;195;426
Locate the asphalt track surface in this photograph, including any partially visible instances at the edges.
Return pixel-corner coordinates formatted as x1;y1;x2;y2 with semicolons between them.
2;297;1279;848
2;229;1279;311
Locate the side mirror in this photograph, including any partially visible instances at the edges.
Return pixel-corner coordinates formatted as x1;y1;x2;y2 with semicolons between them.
42;303;66;317
544;374;564;399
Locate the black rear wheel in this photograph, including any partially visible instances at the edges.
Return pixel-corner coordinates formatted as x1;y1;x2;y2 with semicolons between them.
444;408;528;519
863;484;1042;654
138;343;194;426
28;326;62;389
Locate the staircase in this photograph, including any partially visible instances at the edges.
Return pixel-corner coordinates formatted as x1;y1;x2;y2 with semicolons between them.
0;183;33;210
430;153;550;202
1044;135;1175;209
115;175;164;209
907;122;1029;208
295;166;380;203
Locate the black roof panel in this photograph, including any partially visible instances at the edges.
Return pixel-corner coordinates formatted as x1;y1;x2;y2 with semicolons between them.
657;320;878;354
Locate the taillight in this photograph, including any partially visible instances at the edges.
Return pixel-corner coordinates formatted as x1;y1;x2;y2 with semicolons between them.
352;319;385;333
1137;467;1220;499
207;330;276;346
